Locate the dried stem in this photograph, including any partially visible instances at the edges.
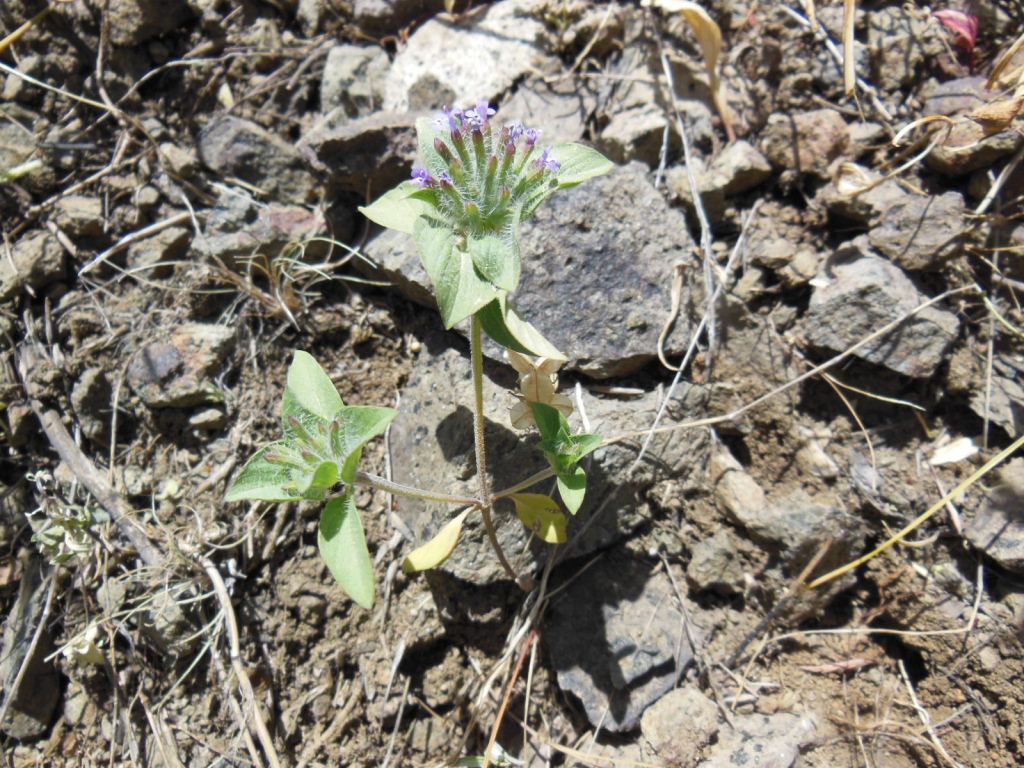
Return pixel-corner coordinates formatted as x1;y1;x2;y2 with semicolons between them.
354;471;480;507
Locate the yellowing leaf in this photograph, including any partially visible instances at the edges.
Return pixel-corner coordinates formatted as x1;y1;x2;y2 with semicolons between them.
644;0;734;140
509;494;567;544
403;509;472;573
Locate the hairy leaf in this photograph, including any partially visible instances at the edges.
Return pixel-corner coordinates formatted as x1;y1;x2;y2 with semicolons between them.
225;444;305;502
359;180;435;235
478;296;566;360
318;494;375;608
414;215;499;327
467;232;520;293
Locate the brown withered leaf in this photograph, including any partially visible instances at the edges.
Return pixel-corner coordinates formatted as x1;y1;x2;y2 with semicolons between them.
968;91;1024;135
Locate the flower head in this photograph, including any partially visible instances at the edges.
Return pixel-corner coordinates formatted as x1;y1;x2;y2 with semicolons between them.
411;167;432;187
536;147;561;173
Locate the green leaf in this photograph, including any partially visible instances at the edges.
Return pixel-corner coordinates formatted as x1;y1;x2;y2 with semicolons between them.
225;444;305;502
557;466;587;515
286;351;343;420
531;401;564;442
414;215;499;328
318;494;375;608
402;508;471;573
466;232;520;293
358;181;435;235
477;296;566;360
550;143;614;188
509;493;567;544
300;460;339;500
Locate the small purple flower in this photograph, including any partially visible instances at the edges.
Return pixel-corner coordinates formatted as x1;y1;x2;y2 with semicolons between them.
535;147;560;173
437;170;453;185
411;167;432;187
464;99;496;129
506;121;525;142
525;128;541;147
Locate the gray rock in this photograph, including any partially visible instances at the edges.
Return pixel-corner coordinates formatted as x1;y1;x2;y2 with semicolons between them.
0;560;59;739
868;191;967;272
641;686;719;764
158;142;199;177
801;242;960;378
817;165;905;226
666;160;726;225
383;0;550;112
72;368;111;443
686;530;744;595
964;458;1024;572
299;111;417;195
969;358;1024;437
390;340;710;585
761;109;849;177
710;140;772;194
53;196;103;238
866;7;945;91
352;0;445;35
197;195;326;264
106;0;191;46
699;712;821;768
926;120;1023;177
189;407;227;430
198;117;318;203
127;226;192;276
320;44;390;118
0;230;66;302
546;550;704;731
921;76;989;118
363;162;701;378
127;323;236;408
499;77;597;144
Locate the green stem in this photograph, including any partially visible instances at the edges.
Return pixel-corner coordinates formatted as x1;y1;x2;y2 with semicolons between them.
492;467;557;501
470;315;521;586
354;471;480;507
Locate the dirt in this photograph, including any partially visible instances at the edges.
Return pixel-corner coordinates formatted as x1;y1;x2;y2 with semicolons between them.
2;0;1024;766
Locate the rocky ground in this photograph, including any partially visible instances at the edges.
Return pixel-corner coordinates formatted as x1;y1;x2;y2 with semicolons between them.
2;0;1024;766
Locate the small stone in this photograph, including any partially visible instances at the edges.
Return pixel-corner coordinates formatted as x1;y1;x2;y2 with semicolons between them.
818;163;905;226
127;226;192;276
708;140;772;194
198;116;319;203
53;196;103;238
320;44;389;118
868;191;967;271
641;686;719;764
106;0;192;46
666;160;726;224
499;76;596;144
921;76;989;118
299;111;417;196
5;402;34;448
197;194;326;263
686;530;744;595
71;368;111;443
762;109;849;177
926;120;1023;177
189;408;227;430
964;459;1024;573
546;550;703;731
700;712;821;768
383;0;549;111
0;230;66;302
352;0;445;35
159;143;199;177
801;240;961;378
296;0;323;35
600;106;677;166
127;323;236;408
778;248;824;287
711;447;766;523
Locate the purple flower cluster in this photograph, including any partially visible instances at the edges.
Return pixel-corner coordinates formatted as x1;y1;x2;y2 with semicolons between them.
412;99;561;232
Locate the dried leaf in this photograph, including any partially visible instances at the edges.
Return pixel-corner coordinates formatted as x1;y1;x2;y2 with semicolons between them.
988;30;1024;90
644;0;734;139
507;350;573;429
509;494;567;544
928;436;978;467
968;90;1024;135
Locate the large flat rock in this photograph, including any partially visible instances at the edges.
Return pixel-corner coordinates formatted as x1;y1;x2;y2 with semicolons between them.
389;338;710;585
363;162;700;378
